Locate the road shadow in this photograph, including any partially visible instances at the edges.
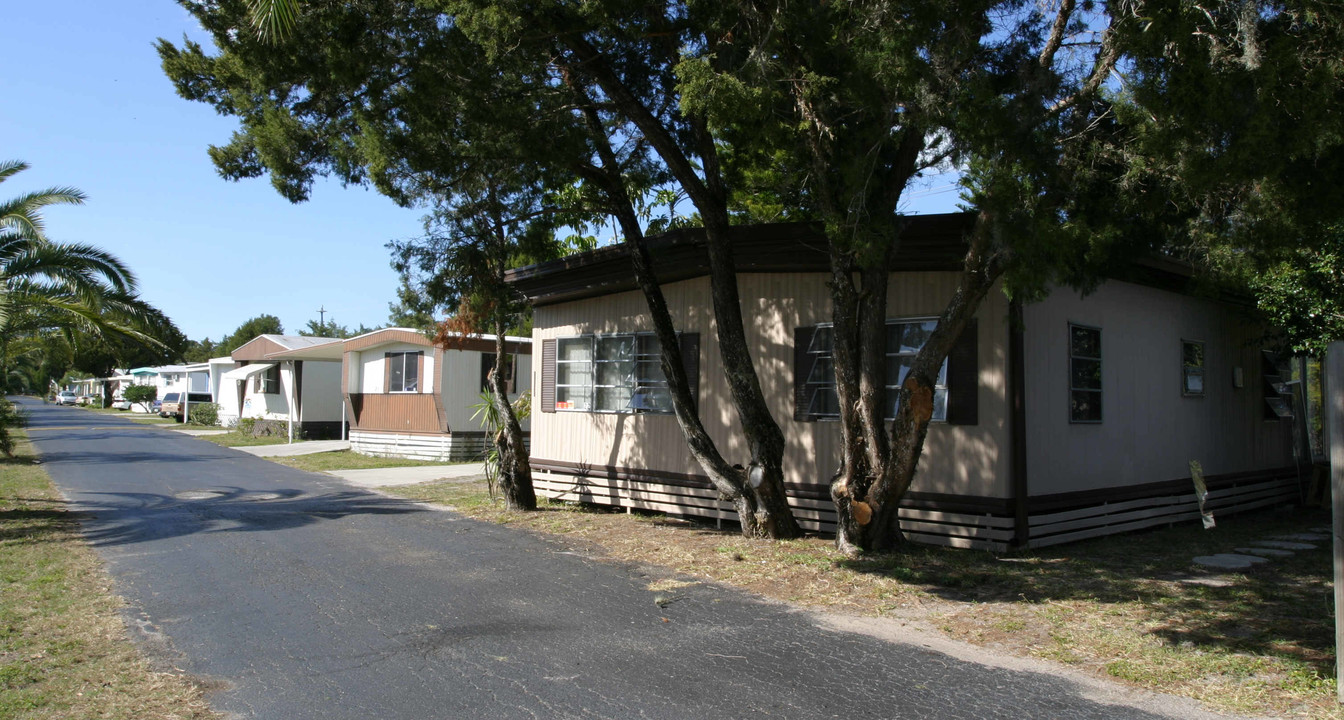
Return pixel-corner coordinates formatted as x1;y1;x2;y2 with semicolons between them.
67;486;427;548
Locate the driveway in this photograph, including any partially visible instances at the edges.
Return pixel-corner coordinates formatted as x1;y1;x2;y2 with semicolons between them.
18;398;1233;719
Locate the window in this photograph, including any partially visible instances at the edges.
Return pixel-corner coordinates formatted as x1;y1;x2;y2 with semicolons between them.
1181;340;1205;396
1261;349;1293;420
253;365;280;395
554;334;672;413
479;353;516;393
1069;324;1102;423
386;351;421;393
800;319;948;422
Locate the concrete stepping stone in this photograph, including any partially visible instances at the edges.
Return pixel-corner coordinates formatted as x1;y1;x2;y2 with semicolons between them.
1176;575;1234;588
1254;540;1316;550
1235;547;1294;557
1193;554;1269;569
1276;533;1329;541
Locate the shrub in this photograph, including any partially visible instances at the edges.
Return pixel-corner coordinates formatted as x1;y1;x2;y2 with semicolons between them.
123;385;157;413
185;402;220;426
0;398;26;457
235;417;299;438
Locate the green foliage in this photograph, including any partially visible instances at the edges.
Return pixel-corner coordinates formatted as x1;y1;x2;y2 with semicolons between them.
469;390;531;499
182;337;218;362
0;397;26;457
121;385;156;412
185;402;220;427
219;314;283;355
1238;224;1344;356
233;416;297;438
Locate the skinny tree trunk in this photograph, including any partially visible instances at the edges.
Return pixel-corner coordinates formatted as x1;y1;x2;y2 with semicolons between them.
490;324;535;511
561;37;802;539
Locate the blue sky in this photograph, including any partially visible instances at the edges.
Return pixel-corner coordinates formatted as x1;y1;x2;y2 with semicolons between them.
3;2;961;345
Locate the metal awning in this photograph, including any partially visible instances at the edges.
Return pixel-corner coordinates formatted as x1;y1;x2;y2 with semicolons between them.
219;364;274;382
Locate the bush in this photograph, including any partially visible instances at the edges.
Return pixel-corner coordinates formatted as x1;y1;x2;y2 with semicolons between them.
185;402;220;426
0;398;26;457
123;385;157;412
235;417;299;439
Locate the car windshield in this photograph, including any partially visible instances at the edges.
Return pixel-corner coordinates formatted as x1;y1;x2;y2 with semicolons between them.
163;393;179;402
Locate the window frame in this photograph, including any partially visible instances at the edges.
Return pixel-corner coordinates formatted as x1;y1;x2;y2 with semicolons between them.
1068;322;1102;424
800;317;949;423
386;351;421;394
253;365;281;395
1181;339;1205;397
553;333;675;415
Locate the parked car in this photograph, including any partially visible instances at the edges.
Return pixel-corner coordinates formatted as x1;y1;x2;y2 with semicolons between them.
160;392;212;420
55;391;78;406
111;397;131;411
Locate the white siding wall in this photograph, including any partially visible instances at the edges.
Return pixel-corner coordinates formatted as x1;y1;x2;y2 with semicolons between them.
1022;280;1293;496
531;272;1012;498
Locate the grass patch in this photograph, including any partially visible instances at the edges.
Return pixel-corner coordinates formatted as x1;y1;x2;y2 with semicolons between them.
0;432;218;719
385;478;1338;719
199;432;291;448
271;450;454;473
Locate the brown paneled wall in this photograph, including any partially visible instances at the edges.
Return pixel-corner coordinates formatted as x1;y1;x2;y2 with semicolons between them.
347;393;446;433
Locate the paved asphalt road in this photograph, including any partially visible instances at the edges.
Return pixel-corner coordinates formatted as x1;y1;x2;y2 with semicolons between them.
20;398;1226;720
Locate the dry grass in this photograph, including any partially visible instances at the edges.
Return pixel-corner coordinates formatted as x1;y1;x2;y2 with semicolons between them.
0;433;219;719
388;479;1338;719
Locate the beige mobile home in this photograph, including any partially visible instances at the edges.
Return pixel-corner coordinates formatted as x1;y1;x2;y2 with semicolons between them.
505;216;1295;550
341;328;532;461
218;335;345;438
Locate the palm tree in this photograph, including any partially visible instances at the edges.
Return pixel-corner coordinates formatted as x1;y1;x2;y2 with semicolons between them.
0;160;162;392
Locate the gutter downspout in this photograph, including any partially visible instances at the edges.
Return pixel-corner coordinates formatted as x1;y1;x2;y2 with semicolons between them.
1009;298;1030;548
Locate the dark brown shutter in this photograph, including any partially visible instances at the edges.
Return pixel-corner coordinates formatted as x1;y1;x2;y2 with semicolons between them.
415;352;425;393
479;354;493;392
678;333;700;410
794;326;817;422
383;354;392;393
946;318;979;425
540;339;556;413
507;353;517;395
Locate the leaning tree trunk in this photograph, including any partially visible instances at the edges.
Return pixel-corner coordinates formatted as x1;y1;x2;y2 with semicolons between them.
572;94;801;539
489;325;535;511
561;42;802;539
832;215;1008;554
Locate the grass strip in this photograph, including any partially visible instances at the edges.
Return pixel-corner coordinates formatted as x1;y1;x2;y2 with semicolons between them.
0;432;218;719
270;450;457;473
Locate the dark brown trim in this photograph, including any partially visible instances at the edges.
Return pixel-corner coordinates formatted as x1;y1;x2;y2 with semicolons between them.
946;318;978;426
506;216;973;306
294;360;304;419
1009;299;1029;547
793;326;817;422
539;339;556;413
383;354;391;394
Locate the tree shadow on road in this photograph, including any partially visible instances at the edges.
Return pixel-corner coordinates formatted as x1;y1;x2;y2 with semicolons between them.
67;486;427;547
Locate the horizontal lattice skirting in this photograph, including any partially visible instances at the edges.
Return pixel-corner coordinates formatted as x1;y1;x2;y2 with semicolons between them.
1026;472;1299;548
351;430;529;462
531;462;1300;551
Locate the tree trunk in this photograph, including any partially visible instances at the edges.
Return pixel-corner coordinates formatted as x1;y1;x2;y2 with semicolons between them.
560;37;802;539
489;324;535;511
833;214;1008;554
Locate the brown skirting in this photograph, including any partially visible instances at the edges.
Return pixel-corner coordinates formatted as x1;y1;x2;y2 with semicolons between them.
529;458;1300;549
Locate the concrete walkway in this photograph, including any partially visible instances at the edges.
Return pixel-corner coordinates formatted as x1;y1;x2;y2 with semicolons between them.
235;439;351;457
170;427;231;437
327;463;486;488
